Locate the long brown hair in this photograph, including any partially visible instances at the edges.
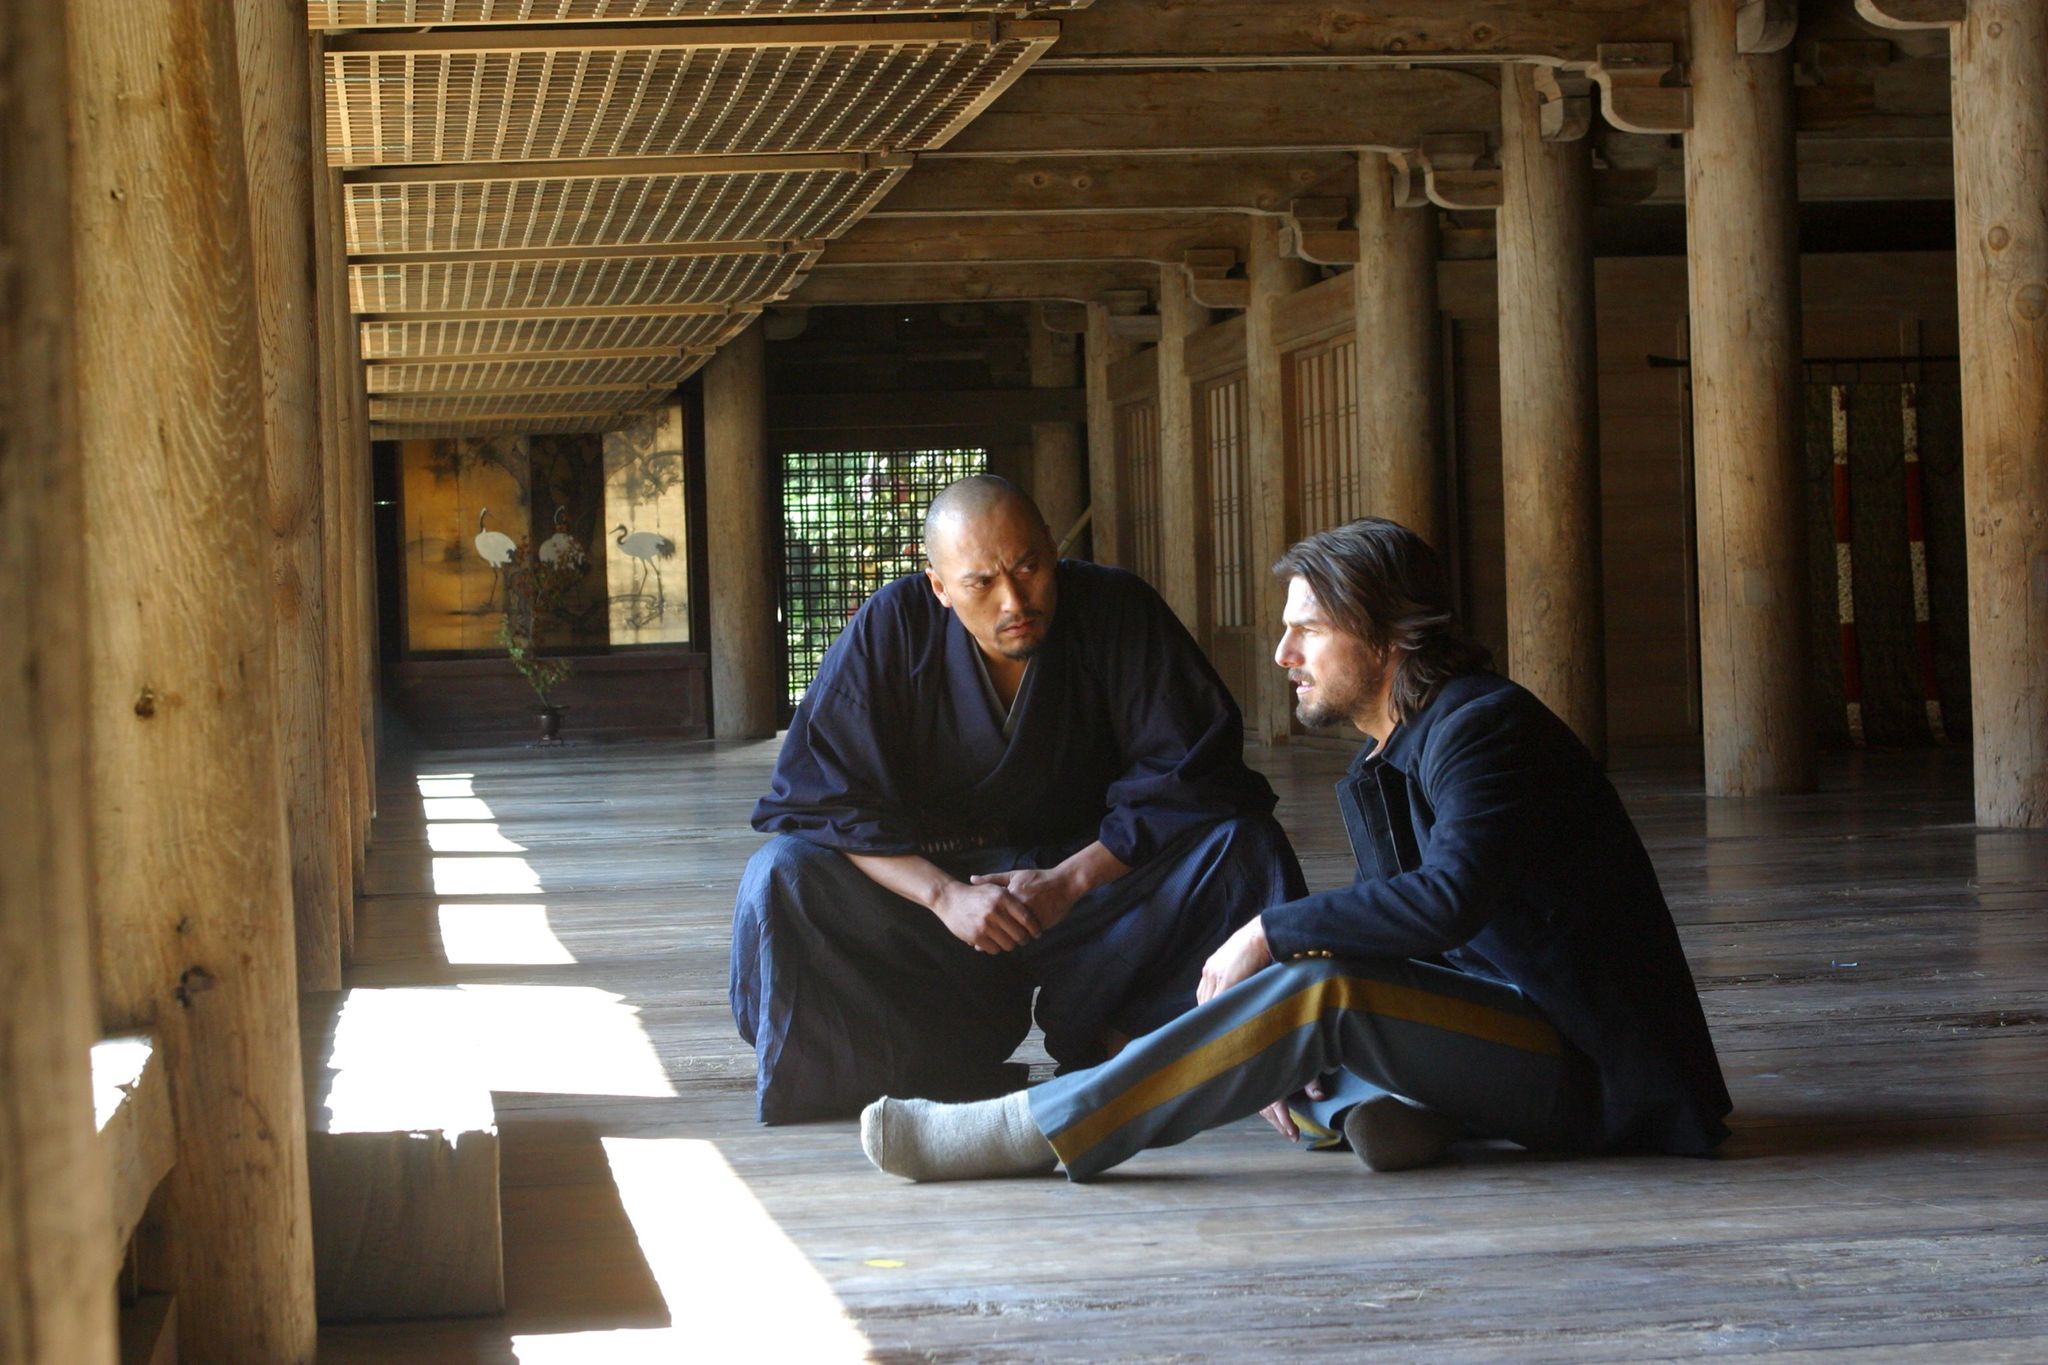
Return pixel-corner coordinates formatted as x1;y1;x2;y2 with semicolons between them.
1274;518;1492;722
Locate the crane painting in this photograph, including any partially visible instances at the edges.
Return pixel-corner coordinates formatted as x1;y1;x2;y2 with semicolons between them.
473;506;517;610
612;523;678;620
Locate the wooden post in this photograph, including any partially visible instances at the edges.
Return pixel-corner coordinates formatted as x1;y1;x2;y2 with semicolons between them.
1246;217;1317;743
1028;306;1087;545
1354;151;1445;550
1685;0;1815;794
1859;0;2048;826
1083;301;1137;566
705;321;781;739
239;0;344;991
69;0;319;1357
1156;264;1209;628
1;5;120;1360
348;314;379;862
308;41;360;945
1498;65;1608;760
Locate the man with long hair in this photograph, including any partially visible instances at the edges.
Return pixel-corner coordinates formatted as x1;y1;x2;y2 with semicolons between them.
860;517;1731;1181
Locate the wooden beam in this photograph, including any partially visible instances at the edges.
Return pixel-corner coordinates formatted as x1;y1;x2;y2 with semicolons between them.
870;153;1356;217
769;387;1085;430
934;68;1501;157
1354;153;1444;550
1244;218;1316;745
1083;302;1138;567
323;18;1058;55
1154;266;1206;629
1855;0;1967;26
1;4;117;1358
826;213;1251;266
1685;0;1815;795
72;0;319;1356
794;262;1155;305
93;1036;174;1258
1042;0;1688;67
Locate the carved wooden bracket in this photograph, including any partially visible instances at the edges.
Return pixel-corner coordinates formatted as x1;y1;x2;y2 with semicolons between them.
1281;196;1358;266
1854;0;1966;28
1179;248;1248;310
1394;134;1502;211
1102;287;1161;341
1591;43;1691;133
1738;0;1798;53
1534;67;1595;143
1038;301;1088;335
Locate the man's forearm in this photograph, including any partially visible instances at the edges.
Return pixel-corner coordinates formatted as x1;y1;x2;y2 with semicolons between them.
1053;840;1131;899
844;850;957;911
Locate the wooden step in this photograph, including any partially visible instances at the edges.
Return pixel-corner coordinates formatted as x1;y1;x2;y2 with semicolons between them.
301;989;503;1321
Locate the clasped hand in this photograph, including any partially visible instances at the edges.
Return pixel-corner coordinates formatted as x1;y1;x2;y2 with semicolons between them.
935;866;1080;954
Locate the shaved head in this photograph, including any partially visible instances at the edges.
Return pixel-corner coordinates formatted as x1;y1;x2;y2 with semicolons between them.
923;475;1044;562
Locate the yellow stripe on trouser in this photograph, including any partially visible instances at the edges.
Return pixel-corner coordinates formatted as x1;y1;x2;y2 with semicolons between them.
1046;973;1563;1168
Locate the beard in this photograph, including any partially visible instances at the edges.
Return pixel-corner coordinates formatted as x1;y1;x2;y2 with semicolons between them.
1290;659;1385;729
992;611;1048;660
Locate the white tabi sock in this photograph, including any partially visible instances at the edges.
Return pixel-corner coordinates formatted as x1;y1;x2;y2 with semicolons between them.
860;1091;1057;1182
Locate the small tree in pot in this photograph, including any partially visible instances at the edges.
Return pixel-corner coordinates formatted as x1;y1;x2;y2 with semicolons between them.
496;514;590;741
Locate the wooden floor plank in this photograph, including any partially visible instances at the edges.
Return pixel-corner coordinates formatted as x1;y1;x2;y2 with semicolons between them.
321;738;2048;1362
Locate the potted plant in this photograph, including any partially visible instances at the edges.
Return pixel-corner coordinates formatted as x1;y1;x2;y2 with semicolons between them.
496;513;589;741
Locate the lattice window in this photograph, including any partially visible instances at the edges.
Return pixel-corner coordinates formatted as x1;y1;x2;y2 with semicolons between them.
1200;374;1251;630
1116;399;1161;586
1291;336;1359;537
778;446;986;708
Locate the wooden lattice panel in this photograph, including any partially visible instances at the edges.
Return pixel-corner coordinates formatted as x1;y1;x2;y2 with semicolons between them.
344;162;903;255
366;354;688;392
325;28;1054;166
371;389;661;420
312;1;1086;25
350;250;809;312
358;312;741;359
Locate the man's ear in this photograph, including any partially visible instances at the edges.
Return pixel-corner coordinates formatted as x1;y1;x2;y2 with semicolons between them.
925;565;952;610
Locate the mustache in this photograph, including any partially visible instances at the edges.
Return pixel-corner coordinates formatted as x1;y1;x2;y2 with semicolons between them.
998;611;1045;631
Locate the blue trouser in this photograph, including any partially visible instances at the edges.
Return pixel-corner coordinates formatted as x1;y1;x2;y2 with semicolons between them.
730;815;1305;1124
1029;956;1602;1181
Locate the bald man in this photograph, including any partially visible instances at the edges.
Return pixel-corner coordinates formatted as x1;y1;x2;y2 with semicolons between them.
732;476;1304;1124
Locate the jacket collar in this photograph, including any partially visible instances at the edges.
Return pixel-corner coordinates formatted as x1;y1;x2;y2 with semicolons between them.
1345;670;1504;780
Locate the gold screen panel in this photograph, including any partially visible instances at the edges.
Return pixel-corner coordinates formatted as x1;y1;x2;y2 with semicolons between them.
325;35;1049;166
344;164;903;254
350;250;810;312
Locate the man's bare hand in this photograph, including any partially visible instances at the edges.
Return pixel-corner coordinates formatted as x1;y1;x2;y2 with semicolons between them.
969;866;1080;933
1258;1075;1328;1142
933;880;1041;953
1197;916;1274;1005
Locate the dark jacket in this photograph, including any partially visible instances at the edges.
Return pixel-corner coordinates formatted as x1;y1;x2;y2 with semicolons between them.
1260;671;1732;1155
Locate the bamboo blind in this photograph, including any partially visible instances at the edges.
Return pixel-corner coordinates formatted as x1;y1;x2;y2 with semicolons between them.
349;250;810;312
311;1;1085;27
343;163;904;254
1200;374;1252;630
1290;336;1360;535
1116;398;1162;587
366;355;688;391
358;311;741;359
325;35;1050;167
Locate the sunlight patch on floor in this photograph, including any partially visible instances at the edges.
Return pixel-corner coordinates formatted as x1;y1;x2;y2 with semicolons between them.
437;903;575;965
433;855;543;895
417;774;476;798
424;796;497;822
427;821;529;853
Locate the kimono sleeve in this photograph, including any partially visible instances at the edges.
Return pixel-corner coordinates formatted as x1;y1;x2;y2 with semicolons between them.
1260;693;1549;962
749;609;920;854
1092;578;1277;867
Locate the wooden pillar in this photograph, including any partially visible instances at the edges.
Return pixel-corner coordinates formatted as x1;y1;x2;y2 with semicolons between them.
69;0;319;1357
705;321;780;739
1685;0;1814;794
1028;306;1086;547
1;5;120;1360
1156;265;1209;628
1922;0;2047;826
239;0;343;991
1083;302;1137;566
308;42;360;943
1246;217;1317;743
1354;151;1445;550
347;314;378;857
1498;65;1608;760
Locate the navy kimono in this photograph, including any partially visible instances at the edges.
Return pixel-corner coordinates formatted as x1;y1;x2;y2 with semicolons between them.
731;560;1306;1123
